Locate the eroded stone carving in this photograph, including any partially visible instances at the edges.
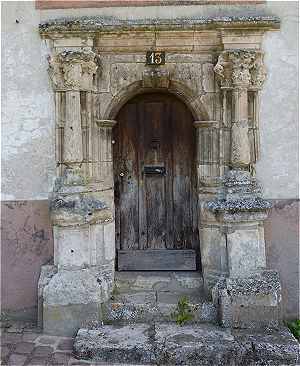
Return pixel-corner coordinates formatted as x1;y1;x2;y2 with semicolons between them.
142;69;170;89
214;50;266;89
48;50;99;91
50;168;112;227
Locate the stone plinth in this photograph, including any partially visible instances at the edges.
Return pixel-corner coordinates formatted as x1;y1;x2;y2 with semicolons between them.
212;271;282;329
203;170;282;328
39;168;115;336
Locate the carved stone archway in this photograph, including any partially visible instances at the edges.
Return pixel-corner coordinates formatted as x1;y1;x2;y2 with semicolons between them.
38;16;282;336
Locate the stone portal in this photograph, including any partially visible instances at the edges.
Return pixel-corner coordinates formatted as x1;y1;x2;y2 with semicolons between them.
38;15;282;336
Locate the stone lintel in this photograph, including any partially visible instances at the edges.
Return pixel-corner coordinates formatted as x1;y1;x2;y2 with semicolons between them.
39;15;280;37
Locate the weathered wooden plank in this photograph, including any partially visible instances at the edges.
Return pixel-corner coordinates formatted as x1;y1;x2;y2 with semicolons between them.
118;250;197;271
114;93;200;267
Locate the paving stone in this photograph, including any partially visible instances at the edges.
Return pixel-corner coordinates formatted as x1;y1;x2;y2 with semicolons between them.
26;356;49;365
22;333;40;342
1;333;23;345
7;354;28;366
14;342;35;354
37;336;57;345
51;351;72;365
1;345;10;360
32;345;53;357
57;338;74;351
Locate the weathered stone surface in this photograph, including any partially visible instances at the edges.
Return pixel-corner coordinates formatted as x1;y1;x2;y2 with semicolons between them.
103;283;217;325
39;15;280;34
38;265;57;327
74;323;299;366
14;341;35;354
213;271;282;329
115;271;203;292
74;324;155;364
43;269;108;336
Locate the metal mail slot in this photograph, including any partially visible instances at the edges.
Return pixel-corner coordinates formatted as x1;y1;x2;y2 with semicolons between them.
144;166;166;175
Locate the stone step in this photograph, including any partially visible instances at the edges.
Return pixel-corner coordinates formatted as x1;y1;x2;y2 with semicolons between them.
73;323;300;366
103;271;217;325
114;271;204;293
102;289;217;325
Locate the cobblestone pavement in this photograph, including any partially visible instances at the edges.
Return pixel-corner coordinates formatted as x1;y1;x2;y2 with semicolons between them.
0;321;147;366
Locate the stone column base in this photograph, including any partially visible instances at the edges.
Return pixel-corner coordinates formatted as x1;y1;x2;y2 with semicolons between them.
38;265;113;336
212;270;282;329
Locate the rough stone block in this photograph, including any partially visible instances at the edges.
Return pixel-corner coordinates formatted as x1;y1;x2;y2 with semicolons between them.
74;323;299;366
38;265;57;329
54;226;90;269
227;228;266;278
213;271;282;329
43;269;108;336
74;324;155;364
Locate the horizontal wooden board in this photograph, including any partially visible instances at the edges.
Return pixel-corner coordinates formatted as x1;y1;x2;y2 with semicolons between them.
118;249;196;271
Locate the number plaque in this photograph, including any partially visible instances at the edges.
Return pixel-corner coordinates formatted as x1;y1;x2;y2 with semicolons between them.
146;51;165;66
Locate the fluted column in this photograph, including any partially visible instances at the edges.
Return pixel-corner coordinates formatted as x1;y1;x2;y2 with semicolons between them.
48;50;98;171
95;119;117;187
64;91;83;164
214;49;266;170
194;120;219;189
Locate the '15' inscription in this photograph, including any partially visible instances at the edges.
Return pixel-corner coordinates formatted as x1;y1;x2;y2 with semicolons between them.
146;51;166;66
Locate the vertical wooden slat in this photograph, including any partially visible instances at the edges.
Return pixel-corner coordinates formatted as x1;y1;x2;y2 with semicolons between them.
115;93;199;269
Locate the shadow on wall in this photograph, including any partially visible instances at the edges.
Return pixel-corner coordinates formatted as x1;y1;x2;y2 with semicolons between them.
1;200;53;320
265;199;300;321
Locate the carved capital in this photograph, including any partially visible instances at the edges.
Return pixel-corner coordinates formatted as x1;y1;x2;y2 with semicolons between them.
214;50;266;89
48;50;99;91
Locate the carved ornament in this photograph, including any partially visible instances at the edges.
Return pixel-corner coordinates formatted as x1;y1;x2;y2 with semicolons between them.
48;50;99;91
142;69;170;89
214;50;266;89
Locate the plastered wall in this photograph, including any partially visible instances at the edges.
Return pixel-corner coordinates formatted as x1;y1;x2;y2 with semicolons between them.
1;1;299;319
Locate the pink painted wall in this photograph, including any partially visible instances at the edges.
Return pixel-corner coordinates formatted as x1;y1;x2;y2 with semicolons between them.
1;201;53;318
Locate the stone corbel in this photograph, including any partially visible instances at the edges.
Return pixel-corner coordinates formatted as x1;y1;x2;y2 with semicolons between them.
48;50;99;91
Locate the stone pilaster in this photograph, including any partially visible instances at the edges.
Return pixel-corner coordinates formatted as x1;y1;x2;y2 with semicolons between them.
214;50;266;170
201;49;283;329
39;50;115;336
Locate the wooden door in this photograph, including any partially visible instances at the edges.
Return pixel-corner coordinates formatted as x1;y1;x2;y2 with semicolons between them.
113;93;199;270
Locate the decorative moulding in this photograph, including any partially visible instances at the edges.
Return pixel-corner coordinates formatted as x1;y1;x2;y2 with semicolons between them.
39;15;280;36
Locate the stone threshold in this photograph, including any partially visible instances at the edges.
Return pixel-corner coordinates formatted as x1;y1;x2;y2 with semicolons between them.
74;322;300;365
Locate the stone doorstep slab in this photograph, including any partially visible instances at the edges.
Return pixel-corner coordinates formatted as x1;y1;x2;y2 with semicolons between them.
103;289;217;324
73;323;300;366
115;271;203;292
